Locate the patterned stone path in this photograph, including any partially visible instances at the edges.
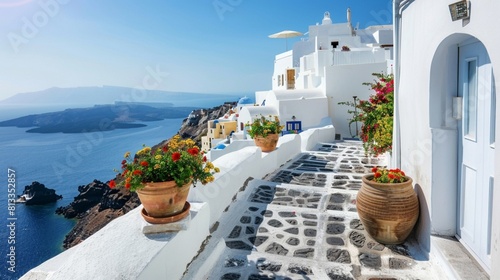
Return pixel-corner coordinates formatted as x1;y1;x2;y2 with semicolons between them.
183;141;447;280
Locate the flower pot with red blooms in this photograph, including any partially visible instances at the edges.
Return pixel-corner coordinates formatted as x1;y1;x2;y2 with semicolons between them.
247;115;284;152
109;135;220;224
356;167;419;244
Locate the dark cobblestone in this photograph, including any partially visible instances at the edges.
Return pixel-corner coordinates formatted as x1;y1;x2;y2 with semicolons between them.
302;213;317;219
326;236;345;246
240;216;251;224
288;264;313;275
226;241;252;250
225;258;245;267
221;273;241;280
326;223;345;235
303;220;317;226
327;270;354;280
359;253;382;269
327;249;351;263
349;231;366;248
278;211;296;218
294;248;315;259
249;236;268;246
265;242;289;256
349;219;364;230
245;226;255;234
256;259;282;272
304;228;317;237
284;227;299;235
267;219;283;228
286;237;300;246
229;226;242;238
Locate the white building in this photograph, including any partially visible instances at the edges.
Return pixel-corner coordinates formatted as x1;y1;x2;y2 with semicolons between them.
393;0;499;277
243;10;394;138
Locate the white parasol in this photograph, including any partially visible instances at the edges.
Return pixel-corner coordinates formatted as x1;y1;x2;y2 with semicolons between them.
268;30;303;51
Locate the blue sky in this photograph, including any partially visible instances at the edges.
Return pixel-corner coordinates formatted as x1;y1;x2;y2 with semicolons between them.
0;0;393;100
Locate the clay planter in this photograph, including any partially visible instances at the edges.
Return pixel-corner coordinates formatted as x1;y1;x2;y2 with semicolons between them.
136;181;191;224
356;174;419;245
253;133;279;152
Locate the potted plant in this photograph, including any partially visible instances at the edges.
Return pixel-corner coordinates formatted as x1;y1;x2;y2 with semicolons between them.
338;73;394;157
109;135;219;224
356;167;419;244
247;115;284;152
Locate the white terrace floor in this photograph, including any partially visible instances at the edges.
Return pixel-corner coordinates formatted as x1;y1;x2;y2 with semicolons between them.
182;141;454;280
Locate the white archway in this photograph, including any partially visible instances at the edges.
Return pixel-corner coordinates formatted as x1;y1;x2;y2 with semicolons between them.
429;33;495;272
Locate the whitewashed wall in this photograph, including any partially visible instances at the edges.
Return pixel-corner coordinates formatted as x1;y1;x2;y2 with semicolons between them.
398;1;500;278
324;61;387;138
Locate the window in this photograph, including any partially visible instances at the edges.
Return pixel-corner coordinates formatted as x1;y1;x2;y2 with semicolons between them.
464;59;478;140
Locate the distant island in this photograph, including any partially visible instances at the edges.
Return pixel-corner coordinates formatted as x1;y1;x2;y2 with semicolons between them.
0;104;197;133
0;85;243;107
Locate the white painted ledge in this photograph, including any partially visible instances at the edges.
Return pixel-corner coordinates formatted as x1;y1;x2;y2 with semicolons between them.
20;126;332;280
20;203;210;280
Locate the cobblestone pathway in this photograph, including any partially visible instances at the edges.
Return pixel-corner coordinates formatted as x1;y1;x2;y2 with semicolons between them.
183;141;446;280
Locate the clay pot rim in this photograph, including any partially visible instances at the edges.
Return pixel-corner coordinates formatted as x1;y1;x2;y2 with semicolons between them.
253;133;279;139
362;174;413;187
136;180;191;195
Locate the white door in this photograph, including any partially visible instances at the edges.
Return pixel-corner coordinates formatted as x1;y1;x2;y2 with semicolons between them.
458;40;495;271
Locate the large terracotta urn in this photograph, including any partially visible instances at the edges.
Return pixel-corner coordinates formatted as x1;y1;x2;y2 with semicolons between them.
136;181;191;224
356;174;419;244
253;133;279;152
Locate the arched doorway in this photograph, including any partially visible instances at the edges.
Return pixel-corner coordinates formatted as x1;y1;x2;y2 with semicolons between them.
429;34;495;272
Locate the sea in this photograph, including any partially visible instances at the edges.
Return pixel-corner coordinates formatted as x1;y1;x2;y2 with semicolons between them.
0;96;241;279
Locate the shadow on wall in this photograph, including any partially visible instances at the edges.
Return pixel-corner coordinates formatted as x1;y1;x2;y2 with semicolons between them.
414;184;431;260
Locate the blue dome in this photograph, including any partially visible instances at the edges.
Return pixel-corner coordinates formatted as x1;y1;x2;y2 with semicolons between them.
238;96;253;105
214;143;226;150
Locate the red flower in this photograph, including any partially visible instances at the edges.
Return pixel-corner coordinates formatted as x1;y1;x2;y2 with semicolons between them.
133;170;142;176
374;172;382;178
188;147;199;155
140;161;148;167
108;180;116;189
371;167;378;173
203;156;207;162
125;182;131;189
172;152;181;162
121;160;127;165
162;146;168;152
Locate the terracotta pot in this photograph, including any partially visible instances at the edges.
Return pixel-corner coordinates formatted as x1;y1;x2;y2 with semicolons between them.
253;133;279;152
136;181;190;218
356;174;419;245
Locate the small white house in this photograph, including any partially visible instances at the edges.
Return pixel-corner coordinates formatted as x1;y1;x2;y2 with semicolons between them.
394;0;499;277
258;10;394;138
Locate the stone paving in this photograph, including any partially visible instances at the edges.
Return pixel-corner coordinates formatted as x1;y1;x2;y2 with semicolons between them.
183;141;447;280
